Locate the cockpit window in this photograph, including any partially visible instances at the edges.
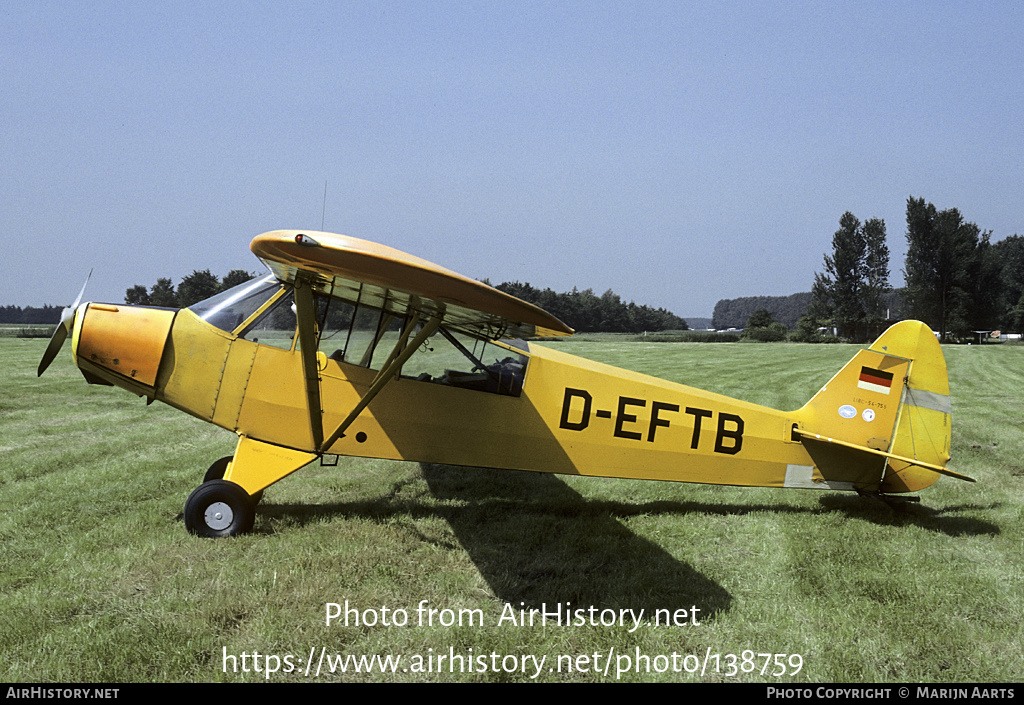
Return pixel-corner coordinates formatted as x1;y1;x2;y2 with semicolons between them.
193;277;528;394
238;290;296;349
189;274;280;332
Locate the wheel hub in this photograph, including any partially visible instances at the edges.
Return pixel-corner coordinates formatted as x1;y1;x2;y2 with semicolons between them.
205;501;234;530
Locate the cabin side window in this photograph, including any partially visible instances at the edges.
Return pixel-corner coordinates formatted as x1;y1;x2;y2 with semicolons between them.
237;291;297;350
400;329;528;397
314;294;393;367
313;292;528;397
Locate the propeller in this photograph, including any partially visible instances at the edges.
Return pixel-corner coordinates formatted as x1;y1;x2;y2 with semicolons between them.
37;270;92;376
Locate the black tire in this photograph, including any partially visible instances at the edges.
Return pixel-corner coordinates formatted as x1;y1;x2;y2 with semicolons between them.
203;456;263;505
203;456;233;483
183;479;256;538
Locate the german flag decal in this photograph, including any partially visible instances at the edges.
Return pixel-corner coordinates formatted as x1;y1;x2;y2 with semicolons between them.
858;366;894;395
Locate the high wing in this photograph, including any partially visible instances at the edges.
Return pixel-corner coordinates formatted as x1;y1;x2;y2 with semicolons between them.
251;230;574;341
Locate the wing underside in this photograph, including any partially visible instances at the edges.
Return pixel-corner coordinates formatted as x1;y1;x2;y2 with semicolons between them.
253;231;573;342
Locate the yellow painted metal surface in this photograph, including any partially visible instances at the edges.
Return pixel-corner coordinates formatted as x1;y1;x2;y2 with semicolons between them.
210;339;257;431
234;343;316;451
222;436;316;495
75;304;175;389
156;310;233;422
308;342;826;490
794;349;908;451
872;321;953;493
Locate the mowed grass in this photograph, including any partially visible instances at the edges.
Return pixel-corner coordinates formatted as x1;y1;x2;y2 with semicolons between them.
1;336;1021;682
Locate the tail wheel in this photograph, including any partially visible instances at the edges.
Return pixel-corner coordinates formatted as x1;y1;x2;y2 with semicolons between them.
203;456;263;505
184;480;256;538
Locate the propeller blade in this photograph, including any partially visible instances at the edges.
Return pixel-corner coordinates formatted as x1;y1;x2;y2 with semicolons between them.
37;324;69;377
70;269;92;311
37;269;92;377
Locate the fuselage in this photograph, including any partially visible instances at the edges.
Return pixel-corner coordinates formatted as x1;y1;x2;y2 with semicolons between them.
70;298;917;497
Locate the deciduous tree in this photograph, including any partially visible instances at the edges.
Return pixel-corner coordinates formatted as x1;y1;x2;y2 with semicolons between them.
125;285;150;305
176;270;220;308
221;269;257;291
149;278;177;307
810;212;889;342
903;197;991;341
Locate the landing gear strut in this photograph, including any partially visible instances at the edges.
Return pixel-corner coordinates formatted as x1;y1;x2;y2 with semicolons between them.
203;455;264;505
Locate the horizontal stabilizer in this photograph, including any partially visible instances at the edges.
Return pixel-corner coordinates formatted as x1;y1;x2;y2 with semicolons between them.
792;428;974;483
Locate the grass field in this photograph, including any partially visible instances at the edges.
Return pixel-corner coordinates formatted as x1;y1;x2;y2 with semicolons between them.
1;336;1021;682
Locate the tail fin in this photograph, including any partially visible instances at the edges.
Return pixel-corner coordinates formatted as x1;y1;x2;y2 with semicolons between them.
793;320;967;493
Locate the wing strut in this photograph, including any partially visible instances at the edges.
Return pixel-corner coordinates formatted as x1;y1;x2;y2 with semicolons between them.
293;277;324;449
320;312;443;452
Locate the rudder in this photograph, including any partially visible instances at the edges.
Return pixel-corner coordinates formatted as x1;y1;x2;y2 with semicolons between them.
870;321;954;492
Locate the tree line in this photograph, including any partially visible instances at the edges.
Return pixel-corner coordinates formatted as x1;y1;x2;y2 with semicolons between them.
711;196;1021;344
19;197;1017;341
125;269;258;308
492;281;689;333
711;291;906;338
902;198;1022;340
0;305;63;325
712;293;812;330
117;271;689;334
0;271;256;324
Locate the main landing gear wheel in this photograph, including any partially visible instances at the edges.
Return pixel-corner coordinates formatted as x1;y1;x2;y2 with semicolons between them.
203;456;263;505
184;479;256;538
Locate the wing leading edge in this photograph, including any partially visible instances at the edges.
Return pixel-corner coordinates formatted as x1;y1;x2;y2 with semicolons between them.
251;230;573;341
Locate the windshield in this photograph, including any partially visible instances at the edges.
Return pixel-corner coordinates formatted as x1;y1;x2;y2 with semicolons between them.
189;274;281;333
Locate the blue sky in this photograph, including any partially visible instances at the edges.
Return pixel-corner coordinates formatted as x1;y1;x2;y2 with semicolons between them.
4;1;1022;318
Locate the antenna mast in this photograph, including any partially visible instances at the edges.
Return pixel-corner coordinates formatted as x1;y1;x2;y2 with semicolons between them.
321;180;327;231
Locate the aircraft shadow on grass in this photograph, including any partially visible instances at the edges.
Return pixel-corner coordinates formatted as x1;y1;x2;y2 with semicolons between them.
252;463;733;619
815;494;1001;537
249;462;997;608
417;463;731;618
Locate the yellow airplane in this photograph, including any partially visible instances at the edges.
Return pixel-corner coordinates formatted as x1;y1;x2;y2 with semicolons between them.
38;230;972;537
